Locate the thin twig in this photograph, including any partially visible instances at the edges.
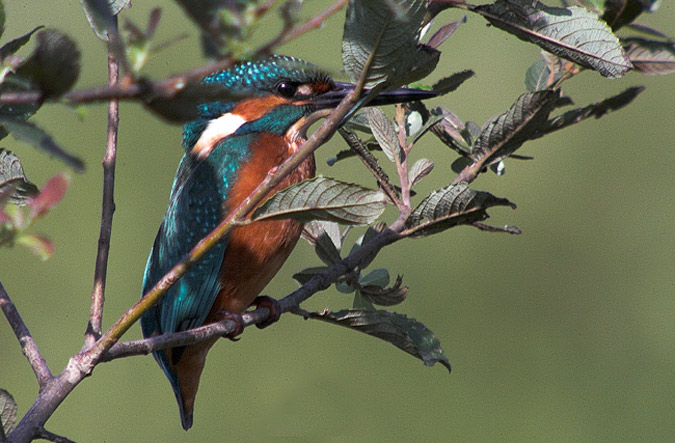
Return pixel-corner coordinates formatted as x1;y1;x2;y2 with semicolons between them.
0;281;52;387
35;428;76;443
338;128;401;206
259;0;349;53
84;18;121;349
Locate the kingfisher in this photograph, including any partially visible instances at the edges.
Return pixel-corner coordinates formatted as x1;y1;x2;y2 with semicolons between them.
140;55;436;430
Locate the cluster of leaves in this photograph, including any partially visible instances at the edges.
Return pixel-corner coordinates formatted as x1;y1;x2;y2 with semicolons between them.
243;0;673;370
0;149;69;260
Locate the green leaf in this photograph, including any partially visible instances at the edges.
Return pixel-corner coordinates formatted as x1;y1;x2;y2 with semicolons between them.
292;266;329;285
0;117;84;172
0;149;38;206
16;233;54;260
307;309;451;372
471;89;560;167
623;38;675;76
253;176;387;226
342;0;439;88
408;158;434;187
431;70;474;95
405;182;517;237
0;26;43;60
80;0;130;41
352;293;376;310
360;274;408;306
535;87;645;138
17;29;81;98
360;268;390;287
0;389;17;436
474;1;632;78
366;107;400;162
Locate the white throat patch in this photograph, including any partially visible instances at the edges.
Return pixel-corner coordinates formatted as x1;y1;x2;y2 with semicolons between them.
192;113;247;159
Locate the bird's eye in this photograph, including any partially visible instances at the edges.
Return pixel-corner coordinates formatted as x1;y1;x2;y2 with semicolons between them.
275;81;298;98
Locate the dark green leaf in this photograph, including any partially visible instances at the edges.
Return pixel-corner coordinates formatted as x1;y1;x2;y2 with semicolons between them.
0;117;84;172
0;149;38;206
0;389;17;435
366;107;400;163
360;274;407;306
307;309;451;372
429;107;472;155
253;176;387;225
353;293;376;310
0;26;43;60
535;87;645;138
292;266;329;285
360;268;389;287
144;82;244;123
623;38;675;76
474;1;632;78
302;220;343;265
472;89;560;166
431;70;474;95
405;182;516;237
343;0;439;88
602;0;658;31
17;29;81;98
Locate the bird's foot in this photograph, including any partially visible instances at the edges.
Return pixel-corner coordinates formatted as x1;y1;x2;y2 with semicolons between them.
213;310;244;341
253;295;281;329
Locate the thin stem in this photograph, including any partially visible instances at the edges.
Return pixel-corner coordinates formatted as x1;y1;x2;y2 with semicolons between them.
0;281;52;387
394;104;412;212
259;0;348;53
35;428;76;443
85;18;120;349
338;128;401;207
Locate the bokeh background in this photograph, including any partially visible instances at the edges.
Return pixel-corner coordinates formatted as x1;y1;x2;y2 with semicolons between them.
1;1;673;441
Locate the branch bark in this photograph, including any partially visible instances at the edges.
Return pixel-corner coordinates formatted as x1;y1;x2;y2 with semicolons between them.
0;281;52;387
84;17;120;349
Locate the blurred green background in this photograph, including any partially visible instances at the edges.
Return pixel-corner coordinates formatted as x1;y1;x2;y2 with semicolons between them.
1;1;674;442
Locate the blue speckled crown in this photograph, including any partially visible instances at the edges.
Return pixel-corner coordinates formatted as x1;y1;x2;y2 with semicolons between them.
204;55;329;94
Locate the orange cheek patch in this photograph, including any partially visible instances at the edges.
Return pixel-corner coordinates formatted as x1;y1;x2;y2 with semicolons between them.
232;96;290;121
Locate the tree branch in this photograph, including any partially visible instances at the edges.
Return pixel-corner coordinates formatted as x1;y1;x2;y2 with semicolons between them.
7;91;360;443
84;17;120;349
0;281;52;387
102;224;403;361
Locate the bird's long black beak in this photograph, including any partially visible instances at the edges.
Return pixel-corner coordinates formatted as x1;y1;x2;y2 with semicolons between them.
312;81;438;109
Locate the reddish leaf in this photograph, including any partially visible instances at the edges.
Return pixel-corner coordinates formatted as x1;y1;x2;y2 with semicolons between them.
29;173;70;219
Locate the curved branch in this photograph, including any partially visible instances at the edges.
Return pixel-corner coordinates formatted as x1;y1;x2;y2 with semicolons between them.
0;281;52;387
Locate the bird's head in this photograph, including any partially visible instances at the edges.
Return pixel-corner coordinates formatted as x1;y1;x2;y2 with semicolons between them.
183;55;436;158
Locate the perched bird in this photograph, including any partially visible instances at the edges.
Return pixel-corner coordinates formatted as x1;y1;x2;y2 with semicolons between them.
141;55;436;430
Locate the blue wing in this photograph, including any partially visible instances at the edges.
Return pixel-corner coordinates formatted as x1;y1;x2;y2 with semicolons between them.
140;134;253;379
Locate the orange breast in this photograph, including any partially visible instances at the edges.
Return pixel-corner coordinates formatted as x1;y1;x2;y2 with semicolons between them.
207;132;316;317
